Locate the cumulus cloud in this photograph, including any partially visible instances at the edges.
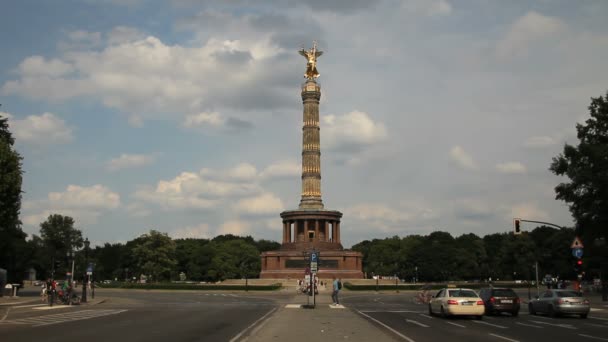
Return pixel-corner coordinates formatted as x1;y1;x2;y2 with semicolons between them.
524;136;557;148
259;160;300;179
3;112;73;146
106;153;156;171
510;202;549;223
401;0;452;16
496;11;565;59
22;184;121;228
2;27;292;121
496;162;527;174
233;192;284;215
449;145;478;170
182;111;225;128
322;110;387;152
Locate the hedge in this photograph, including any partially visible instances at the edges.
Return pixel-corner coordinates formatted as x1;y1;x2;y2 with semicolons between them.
343;282;536;291
97;282;282;291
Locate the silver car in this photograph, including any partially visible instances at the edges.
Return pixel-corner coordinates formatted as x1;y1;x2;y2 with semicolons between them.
528;289;590;318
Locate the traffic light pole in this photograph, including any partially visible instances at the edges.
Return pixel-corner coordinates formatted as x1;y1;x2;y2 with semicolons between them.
517;219;564;230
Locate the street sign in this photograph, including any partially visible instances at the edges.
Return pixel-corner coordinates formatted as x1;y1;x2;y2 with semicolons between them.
310;252;318;262
86;271;93;275
572;248;583;259
310;261;318;273
86;265;93;273
571;236;584;249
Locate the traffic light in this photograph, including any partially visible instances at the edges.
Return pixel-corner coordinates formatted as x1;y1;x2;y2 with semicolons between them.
513;218;521;235
574;259;583;273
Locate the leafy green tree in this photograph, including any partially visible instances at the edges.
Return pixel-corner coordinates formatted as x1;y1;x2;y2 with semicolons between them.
39;214;84;272
132;230;177;281
0;112;27;283
206;239;260;281
550;91;608;245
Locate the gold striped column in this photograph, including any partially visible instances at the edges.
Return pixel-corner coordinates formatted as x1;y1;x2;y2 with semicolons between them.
299;80;324;209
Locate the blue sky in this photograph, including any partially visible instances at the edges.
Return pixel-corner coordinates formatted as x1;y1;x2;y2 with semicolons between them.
2;0;607;247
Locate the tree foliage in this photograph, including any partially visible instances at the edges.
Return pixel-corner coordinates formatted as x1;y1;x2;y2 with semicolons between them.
550;91;608;244
132;230;177;282
0;113;27;283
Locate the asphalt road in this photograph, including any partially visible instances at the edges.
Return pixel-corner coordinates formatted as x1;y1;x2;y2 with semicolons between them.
342;291;608;342
2;288;607;342
0;289;280;342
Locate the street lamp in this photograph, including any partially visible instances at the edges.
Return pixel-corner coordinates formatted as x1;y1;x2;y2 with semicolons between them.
82;238;90;303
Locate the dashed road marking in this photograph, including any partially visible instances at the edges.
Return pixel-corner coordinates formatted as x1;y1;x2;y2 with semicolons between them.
585;323;608;328
528;320;576;330
419;314;433;319
356;311;416;342
472;320;507;329
406;319;429;328
446;321;466;328
489;333;520;342
33;305;73;311
12;304;46;309
515;322;543;328
590;316;608;321
579;334;608;341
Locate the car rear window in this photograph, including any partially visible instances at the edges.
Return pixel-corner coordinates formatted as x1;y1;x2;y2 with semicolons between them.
492;289;517;297
556;291;582;297
448;290;478;297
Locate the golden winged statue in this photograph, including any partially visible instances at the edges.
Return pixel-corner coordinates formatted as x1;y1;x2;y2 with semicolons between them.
299;41;323;80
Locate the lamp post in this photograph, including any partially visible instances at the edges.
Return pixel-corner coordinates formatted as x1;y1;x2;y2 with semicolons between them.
82;238;90;303
66;250;75;305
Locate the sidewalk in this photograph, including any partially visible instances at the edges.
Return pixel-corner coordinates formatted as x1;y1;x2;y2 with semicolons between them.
242;291;398;342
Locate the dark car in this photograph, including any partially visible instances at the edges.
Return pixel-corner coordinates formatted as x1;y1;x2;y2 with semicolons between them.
528;289;590;318
479;287;520;316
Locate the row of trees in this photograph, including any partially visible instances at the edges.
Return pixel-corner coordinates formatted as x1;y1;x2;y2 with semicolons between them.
352;227;592;282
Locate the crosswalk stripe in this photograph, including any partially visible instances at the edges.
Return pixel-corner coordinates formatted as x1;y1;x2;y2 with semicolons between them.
1;309;127;327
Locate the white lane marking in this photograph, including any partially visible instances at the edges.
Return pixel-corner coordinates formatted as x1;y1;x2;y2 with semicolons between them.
472;320;507;329
515;322;543;328
285;304;302;309
406;319;429;328
2;309;127;326
12;304;46;309
590;308;604;312
222;294;227;297
579;334;608;341
489;333;520;342
330;304;345;309
530;315;551;320
356;311;416;342
590;316;608;321
419;314;433;319
446;321;466;328
585;323;608;328
33;306;72;311
528;320;576;329
230;307;276;342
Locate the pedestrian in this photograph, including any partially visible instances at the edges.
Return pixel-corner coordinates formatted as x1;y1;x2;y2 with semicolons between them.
331;276;341;306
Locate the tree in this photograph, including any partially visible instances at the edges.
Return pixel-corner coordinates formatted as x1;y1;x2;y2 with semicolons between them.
39;214;84;271
550;91;608;245
0;112;27;283
132;230;177;282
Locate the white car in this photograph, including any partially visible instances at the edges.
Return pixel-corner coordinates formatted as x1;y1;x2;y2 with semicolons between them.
428;288;485;319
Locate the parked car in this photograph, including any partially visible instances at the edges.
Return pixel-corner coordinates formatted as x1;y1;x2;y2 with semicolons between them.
428;288;485;320
479;287;521;316
528;289;590;318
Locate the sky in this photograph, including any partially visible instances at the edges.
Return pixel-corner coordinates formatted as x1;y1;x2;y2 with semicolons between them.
2;0;607;248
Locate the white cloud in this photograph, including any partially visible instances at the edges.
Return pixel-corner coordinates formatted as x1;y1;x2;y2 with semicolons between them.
182;111;225;128
449;145;478;170
217;220;250;236
18;56;74;77
170;223;211;239
225;163;258;181
259;160;300;179
323;110;387;151
496;162;527;174
106;153;156;171
48;185;121;209
497;11;565;59
524;136;557;148
125;202;151;217
107;26;145;45
233;192;284;215
4;112;73;146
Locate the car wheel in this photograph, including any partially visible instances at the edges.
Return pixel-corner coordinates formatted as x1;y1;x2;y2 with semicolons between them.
548;305;556;318
440;306;448;318
528;303;536;315
476;315;483;320
428;304;434;316
580;313;588;319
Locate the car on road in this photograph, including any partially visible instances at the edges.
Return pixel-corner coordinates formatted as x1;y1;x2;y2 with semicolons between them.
528;289;590;318
428;288;485;320
479;287;520;316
